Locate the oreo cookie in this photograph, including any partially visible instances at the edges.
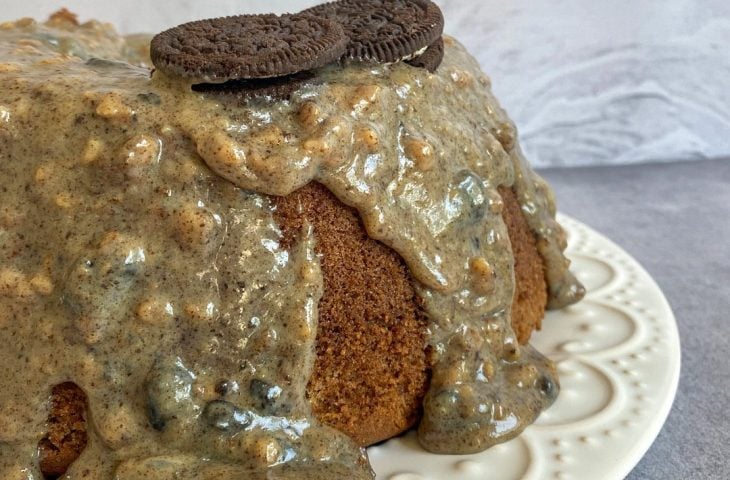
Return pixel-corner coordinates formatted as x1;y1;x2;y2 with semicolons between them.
192;72;316;103
150;13;347;82
407;36;444;72
303;0;444;64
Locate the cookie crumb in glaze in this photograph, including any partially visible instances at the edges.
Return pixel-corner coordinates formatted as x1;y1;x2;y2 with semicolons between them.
0;5;583;479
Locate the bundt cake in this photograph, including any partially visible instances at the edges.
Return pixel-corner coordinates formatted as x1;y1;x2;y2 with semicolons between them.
0;4;584;479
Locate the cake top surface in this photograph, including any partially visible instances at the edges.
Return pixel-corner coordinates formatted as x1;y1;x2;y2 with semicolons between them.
0;5;582;479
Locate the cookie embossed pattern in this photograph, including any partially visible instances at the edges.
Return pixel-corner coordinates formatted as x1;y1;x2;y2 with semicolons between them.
369;215;681;480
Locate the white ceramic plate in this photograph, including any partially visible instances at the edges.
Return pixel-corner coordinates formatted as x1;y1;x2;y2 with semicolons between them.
368;214;681;480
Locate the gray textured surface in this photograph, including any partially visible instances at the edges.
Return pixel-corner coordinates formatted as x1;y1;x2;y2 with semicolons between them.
540;159;730;480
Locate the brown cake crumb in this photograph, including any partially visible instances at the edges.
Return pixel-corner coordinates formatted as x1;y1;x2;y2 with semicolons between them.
38;382;88;479
274;182;431;446
499;186;549;344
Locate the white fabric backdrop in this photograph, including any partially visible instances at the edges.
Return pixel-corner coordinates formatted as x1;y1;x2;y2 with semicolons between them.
3;0;730;167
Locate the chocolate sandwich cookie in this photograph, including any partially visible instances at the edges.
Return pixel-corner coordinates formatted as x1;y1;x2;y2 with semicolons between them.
150;13;347;82
192;72;316;103
407;36;444;72
303;0;444;64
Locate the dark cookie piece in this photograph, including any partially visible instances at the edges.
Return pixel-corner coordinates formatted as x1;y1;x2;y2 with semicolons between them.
192;72;316;103
150;14;347;82
407;36;444;72
303;0;444;64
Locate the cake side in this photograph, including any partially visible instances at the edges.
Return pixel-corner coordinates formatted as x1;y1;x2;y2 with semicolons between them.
274;182;431;447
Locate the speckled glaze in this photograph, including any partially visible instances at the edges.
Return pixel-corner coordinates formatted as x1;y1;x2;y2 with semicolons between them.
0;13;581;479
